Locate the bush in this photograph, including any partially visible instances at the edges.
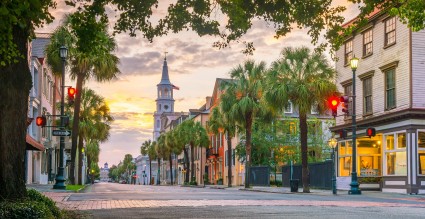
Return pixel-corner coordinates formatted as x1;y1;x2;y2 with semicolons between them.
189;180;198;186
0;200;53;219
27;189;62;218
270;180;282;187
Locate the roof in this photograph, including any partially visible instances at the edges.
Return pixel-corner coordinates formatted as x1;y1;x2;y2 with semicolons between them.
31;37;51;58
158;58;172;85
26;134;45;151
341;7;383;28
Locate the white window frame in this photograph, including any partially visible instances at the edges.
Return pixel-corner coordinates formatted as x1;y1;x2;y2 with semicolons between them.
310;103;319;115
383;131;407;176
284;101;293;113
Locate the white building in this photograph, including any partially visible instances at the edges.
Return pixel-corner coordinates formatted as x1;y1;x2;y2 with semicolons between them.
331;10;425;194
100;162;110;182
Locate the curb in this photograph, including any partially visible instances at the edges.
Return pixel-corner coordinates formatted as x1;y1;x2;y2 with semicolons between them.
75;184;89;193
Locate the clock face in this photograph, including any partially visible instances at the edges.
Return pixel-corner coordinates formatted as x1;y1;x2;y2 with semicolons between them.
164;105;169;110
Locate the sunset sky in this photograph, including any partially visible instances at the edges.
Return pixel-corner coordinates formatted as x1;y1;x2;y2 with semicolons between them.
38;1;358;167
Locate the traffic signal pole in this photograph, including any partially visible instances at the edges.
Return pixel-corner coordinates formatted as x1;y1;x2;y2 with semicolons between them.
53;47;67;189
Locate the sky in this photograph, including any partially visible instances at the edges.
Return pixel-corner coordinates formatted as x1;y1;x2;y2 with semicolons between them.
38;1;358;167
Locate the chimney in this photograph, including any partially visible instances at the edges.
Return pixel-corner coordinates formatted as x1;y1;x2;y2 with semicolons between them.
205;96;212;110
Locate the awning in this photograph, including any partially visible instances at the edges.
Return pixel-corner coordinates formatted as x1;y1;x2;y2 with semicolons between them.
26;134;45;151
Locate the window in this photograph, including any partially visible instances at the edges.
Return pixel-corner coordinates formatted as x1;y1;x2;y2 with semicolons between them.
363;29;373;56
33;68;39;95
338;141;352;176
363;77;372;115
344;83;353;118
156;120;160;128
385;17;396;46
225;150;228;167
284;101;293;113
344;40;353;65
310;104;319;114
419;131;425;175
384;133;407;176
385;69;396;109
232;149;235;166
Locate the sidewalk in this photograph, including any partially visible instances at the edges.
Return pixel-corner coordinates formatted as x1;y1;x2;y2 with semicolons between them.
26;183;89;193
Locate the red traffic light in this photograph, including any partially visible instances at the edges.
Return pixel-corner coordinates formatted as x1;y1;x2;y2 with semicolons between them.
35;116;46;127
328;96;340;117
366;127;376;137
68;87;76;97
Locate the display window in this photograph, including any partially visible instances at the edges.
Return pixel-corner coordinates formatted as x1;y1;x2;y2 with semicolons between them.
384;132;407;176
418;130;425;175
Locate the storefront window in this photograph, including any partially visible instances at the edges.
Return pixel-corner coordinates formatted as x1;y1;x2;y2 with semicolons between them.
418;131;425;175
358;136;382;177
338;141;352;177
384;133;407;176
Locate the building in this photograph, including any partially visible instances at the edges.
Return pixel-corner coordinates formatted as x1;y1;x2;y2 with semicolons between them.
100;162;110;182
330;11;425;194
26;33;61;185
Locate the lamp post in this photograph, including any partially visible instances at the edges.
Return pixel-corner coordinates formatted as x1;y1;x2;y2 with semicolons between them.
328;137;338;195
349;56;361;195
53;46;68;189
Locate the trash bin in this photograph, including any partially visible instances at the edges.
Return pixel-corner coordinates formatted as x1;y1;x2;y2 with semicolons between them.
290;179;299;192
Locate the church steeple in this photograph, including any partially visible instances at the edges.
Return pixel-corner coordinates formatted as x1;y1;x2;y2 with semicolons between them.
159;54;171;85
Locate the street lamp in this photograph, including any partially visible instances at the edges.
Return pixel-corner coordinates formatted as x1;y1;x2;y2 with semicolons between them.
349;56;361;195
53;46;68;189
328;137;338;195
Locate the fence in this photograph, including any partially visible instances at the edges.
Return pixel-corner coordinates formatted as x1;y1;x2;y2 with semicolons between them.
281;161;332;189
250;166;270;186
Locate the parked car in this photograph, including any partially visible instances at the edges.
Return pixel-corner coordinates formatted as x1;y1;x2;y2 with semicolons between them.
94;179;100;183
120;180;127;184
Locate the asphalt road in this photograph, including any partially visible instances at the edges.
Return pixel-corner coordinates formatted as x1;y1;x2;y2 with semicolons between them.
70;182;425;218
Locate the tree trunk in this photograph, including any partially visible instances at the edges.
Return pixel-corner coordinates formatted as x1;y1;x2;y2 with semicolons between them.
169;154;173;185
0;25;32;200
70;74;84;184
149;158;152;185
157;158;160;185
299;113;310;193
190;143;195;182
245;112;253;188
87;156;91;183
183;148;190;183
77;133;84;185
227;133;232;187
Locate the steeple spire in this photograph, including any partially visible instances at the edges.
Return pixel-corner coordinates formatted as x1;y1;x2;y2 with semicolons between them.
159;54;171;85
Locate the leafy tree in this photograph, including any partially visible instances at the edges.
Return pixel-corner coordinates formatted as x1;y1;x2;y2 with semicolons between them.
208;107;236;187
108;165;118;181
177;120;209;184
220;60;273;188
165;131;184;185
264;47;338;193
155;135;169;184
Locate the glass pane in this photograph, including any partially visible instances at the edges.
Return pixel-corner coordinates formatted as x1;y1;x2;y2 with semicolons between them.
386;135;394;150
397;133;406;148
419;153;425;175
418;132;425;148
339;157;351;176
339;142;346;155
386;151;407;175
346;141;352;155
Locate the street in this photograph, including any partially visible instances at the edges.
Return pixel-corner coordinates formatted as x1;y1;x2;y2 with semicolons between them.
43;183;425;218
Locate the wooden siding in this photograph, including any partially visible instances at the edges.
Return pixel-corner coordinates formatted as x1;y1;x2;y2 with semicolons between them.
411;30;425;108
335;16;411;126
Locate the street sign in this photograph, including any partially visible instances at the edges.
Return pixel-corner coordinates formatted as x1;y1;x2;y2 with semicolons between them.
52;130;72;136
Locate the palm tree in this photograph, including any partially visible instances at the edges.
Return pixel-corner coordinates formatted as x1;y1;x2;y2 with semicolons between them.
156;135;169;185
165;131;184;185
264;47;338;193
219;60;272;188
208;107;236;187
45;13;120;184
141;139;155;185
177;120;210;183
78;88;113;184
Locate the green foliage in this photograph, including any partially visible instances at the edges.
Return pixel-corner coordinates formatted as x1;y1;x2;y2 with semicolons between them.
0;200;53;219
270;180;282;187
358;177;382;184
26;189;61;218
65;185;85;191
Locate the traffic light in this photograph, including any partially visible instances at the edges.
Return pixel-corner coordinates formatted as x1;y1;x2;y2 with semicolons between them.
35;116;46;127
366;127;376;137
339;129;347;139
340;95;350;115
328;96;340;118
68;87;76;104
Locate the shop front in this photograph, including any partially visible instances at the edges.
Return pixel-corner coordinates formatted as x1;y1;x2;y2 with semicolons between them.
336;126;425;194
